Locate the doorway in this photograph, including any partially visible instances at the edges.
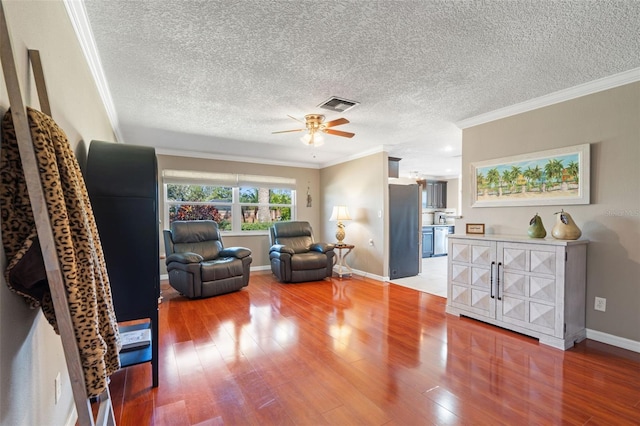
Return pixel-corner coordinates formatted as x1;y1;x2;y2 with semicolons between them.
389;256;447;297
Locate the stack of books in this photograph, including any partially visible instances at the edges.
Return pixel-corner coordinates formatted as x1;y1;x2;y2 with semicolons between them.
119;328;151;352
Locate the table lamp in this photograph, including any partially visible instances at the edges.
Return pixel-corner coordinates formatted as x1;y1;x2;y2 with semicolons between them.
330;205;351;245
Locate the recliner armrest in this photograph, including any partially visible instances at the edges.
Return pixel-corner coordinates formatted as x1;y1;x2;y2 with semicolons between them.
310;242;335;253
166;252;203;265
220;247;251;259
269;244;295;255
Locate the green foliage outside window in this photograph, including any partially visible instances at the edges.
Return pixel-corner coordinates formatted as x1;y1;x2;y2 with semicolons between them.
167;184;232;202
168;204;232;230
166;183;294;231
239;187;292;230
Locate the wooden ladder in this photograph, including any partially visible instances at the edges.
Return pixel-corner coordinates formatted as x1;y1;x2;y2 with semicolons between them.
0;3;116;425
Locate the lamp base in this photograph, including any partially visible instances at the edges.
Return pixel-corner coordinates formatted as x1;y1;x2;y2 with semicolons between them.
335;222;345;245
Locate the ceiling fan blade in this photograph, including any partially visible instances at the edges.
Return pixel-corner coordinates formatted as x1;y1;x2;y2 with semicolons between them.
323;128;355;138
272;128;305;134
287;114;305;124
324;117;349;128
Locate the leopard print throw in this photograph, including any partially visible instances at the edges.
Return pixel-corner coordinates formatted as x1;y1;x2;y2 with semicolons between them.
0;107;121;398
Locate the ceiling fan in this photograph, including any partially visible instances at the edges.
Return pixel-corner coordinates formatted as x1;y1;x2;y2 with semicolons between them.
272;114;355;146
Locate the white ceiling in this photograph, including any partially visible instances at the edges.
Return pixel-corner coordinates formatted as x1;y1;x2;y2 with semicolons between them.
79;0;640;178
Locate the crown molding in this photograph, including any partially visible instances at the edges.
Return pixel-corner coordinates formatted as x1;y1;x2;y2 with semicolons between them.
63;0;123;142
457;67;640;129
156;146;389;171
320;145;386;168
154;148;321;169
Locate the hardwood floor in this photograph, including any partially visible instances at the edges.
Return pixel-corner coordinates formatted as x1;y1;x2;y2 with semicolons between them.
105;272;640;425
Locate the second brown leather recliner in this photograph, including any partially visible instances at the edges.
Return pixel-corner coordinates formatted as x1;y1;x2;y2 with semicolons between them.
269;221;335;283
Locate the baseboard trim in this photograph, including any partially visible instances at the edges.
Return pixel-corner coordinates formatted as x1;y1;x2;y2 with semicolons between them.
65;406;77;426
586;329;640;353
351;268;386;283
251;265;271;272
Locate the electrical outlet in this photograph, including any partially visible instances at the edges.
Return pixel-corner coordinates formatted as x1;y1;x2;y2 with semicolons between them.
55;372;61;404
594;297;606;312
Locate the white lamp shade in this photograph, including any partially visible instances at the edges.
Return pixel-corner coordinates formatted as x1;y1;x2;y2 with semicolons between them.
330;206;351;221
300;132;325;146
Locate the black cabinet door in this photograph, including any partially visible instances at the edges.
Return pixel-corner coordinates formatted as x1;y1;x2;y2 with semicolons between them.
436;182;447;208
423;181;447;208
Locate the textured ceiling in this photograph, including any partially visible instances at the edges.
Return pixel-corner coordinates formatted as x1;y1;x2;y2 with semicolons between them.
82;0;640;178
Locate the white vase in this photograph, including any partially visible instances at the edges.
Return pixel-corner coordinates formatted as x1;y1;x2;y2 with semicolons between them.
551;209;581;240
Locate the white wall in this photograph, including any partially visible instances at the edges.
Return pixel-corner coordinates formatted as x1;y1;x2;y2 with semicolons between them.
446;177;459;214
0;1;115;424
320;152;388;278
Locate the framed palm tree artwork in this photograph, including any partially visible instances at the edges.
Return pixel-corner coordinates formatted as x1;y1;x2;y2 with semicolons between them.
471;143;590;207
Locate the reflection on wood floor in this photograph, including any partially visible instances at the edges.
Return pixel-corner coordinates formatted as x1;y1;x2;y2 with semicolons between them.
106;272;640;425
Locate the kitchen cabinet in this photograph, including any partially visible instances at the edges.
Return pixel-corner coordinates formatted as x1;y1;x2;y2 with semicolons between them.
422;225;454;258
422;228;434;258
388;157;401;178
446;234;588;350
420;180;447;209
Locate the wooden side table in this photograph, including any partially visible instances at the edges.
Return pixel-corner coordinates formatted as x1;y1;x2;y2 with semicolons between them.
333;244;355;278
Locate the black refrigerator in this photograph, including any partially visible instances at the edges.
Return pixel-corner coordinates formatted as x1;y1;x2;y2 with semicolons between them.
389;183;420;279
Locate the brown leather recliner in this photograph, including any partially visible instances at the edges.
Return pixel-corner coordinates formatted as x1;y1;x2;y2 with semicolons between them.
269;221;335;283
164;220;252;298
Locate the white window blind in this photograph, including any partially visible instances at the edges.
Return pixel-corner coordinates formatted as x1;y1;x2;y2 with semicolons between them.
162;170;296;189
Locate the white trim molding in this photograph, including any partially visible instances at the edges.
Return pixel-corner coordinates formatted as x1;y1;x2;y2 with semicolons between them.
155;148;320;169
251;265;271;272
457;67;640;129
320;145;386;169
63;0;123;142
586;329;640;353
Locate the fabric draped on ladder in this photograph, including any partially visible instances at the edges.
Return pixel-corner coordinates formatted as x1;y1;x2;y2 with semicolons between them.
0;107;121;398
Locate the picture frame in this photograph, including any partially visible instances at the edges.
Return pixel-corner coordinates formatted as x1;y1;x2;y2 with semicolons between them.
466;223;485;234
471;143;590;208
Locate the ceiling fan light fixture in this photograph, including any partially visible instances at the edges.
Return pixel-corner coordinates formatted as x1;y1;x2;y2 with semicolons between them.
300;131;324;147
274;113;352;145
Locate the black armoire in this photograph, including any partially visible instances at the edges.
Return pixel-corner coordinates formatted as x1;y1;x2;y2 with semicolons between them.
85;140;159;387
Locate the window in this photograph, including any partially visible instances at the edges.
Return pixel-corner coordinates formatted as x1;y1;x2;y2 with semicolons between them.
166;184;233;230
163;170;296;233
239;187;293;231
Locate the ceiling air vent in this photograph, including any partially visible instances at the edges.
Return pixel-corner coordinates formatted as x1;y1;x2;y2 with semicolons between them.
318;96;359;113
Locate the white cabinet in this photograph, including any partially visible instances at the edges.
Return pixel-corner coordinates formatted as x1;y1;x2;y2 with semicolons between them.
446;234;588;350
